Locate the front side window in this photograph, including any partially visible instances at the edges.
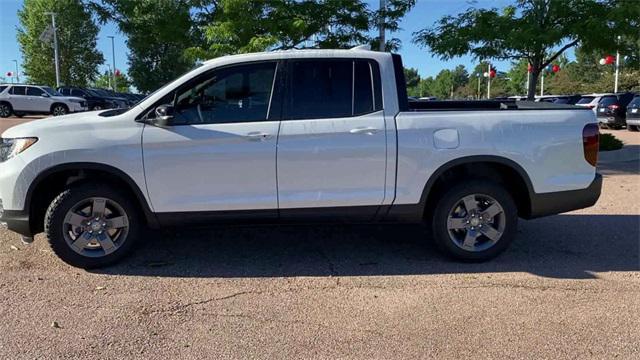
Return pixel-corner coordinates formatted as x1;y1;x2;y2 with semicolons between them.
171;61;277;125
284;59;383;120
26;87;44;96
71;89;86;97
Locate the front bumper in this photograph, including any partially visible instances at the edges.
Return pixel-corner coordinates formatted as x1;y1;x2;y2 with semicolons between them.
626;117;640;126
526;173;602;219
69;103;88;113
0;208;31;237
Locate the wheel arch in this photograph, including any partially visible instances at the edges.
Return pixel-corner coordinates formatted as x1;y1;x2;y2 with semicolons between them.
26;162;158;235
50;102;69;113
416;156;535;220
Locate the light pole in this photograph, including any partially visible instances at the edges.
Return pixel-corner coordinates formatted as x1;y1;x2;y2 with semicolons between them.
44;12;60;87
378;0;386;52
106;64;112;90
614;35;621;93
107;36;116;91
487;63;491;99
12;60;19;83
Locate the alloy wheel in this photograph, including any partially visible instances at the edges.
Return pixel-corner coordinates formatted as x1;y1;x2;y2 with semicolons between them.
62;197;130;257
0;104;10;117
52;106;67;116
446;194;506;252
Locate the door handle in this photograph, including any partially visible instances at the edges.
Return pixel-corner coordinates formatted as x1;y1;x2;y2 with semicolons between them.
349;127;379;135
246;131;273;141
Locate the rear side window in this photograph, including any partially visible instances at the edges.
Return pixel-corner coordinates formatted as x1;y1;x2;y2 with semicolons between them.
9;86;26;95
0;86;7;93
554;98;569;104
599;96;618;107
284;59;383;120
576;96;594;104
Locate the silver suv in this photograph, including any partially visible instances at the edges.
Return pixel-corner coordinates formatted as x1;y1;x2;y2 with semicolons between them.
0;84;87;118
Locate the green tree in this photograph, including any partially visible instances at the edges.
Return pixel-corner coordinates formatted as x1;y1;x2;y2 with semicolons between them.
17;0;103;87
187;0;415;60
94;0;196;93
404;67;420;96
93;70;131;92
413;0;640;100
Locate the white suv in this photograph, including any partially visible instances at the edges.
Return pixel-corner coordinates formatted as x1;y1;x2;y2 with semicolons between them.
0;84;87;118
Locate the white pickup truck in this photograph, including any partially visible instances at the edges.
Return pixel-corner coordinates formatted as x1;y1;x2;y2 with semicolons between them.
0;49;602;268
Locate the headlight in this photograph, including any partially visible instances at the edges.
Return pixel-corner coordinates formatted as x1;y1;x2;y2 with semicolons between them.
0;138;38;162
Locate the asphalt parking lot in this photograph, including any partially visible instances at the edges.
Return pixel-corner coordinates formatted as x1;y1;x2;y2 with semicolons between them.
1;116;639;359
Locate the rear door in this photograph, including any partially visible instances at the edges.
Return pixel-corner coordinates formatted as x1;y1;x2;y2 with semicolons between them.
8;86;28;111
276;58;387;218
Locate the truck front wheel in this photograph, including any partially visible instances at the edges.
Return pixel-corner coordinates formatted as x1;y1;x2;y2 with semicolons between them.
431;180;518;261
44;182;140;268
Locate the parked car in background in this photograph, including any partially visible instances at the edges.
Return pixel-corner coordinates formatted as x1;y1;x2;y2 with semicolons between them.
552;95;581;105
116;92;142;107
596;92;635;129
623;95;640;132
575;93;614;115
0;84;87;117
58;86;121;111
88;88;128;109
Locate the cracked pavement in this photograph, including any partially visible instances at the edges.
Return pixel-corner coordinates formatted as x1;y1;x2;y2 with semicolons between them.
1;119;639;359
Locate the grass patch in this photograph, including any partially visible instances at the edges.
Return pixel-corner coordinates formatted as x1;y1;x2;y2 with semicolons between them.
599;133;624;151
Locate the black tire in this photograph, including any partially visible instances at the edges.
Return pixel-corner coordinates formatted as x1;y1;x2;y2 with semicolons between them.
0;102;12;118
598;123;608;129
430;180;518;261
44;182;141;268
14;112;24;118
627;125;639;132
51;104;68;116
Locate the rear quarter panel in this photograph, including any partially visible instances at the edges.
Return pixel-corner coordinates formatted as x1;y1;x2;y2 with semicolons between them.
393;109;597;205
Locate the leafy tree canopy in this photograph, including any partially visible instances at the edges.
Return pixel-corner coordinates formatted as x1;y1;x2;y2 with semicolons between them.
93;70;131;92
413;0;640;99
18;0;104;87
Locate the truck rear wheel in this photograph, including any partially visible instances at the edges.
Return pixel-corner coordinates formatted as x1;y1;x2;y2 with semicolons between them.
430;180;518;261
44;182;140;268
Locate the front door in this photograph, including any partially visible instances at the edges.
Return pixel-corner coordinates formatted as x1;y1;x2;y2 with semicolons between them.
142;61;281;215
276;59;388;218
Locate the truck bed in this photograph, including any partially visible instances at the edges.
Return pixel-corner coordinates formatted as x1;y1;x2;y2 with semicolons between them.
406;100;590;111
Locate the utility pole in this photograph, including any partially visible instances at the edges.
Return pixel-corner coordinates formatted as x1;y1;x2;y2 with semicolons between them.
12;60;19;83
107;36;116;91
378;0;386;52
487;63;491;99
614;35;621;93
45;12;60;87
106;64;112;90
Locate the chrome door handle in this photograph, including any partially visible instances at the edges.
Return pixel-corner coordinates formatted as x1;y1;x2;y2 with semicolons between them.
350;127;379;135
246;131;273;141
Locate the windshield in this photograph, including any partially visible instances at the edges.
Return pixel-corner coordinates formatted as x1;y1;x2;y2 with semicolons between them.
41;86;63;96
576;96;595;104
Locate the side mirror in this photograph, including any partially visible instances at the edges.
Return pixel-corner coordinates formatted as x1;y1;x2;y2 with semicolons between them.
41;92;50;97
153;104;175;127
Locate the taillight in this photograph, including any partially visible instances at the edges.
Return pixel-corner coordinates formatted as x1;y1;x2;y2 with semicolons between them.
583;123;599;167
587;105;595;109
608;104;619;110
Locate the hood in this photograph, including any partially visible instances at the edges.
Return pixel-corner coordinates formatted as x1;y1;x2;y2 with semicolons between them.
1;110;125;138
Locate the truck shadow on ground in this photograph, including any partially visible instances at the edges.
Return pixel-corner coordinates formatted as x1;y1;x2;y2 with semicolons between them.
93;214;639;280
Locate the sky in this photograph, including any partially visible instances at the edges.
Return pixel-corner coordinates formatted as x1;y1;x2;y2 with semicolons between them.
0;0;572;82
